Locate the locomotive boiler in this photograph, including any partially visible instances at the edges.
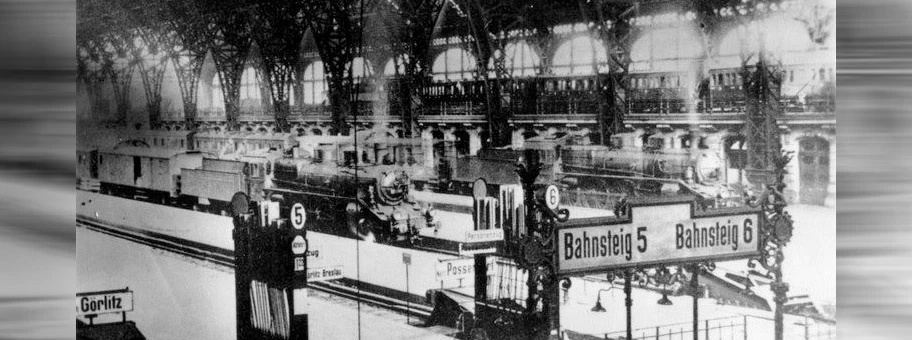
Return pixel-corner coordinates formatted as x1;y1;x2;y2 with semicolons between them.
268;156;430;245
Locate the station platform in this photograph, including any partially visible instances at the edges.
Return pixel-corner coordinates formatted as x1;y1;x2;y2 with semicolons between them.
77;320;146;340
77;222;459;340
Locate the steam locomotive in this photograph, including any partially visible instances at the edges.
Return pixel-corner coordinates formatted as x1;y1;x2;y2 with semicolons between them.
267;157;430;245
77;133;433;245
434;133;729;202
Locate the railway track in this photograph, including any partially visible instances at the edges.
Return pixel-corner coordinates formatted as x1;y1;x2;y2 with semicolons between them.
76;215;433;320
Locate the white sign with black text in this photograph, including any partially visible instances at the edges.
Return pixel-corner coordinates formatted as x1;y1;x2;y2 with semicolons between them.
291;235;307;255
557;202;761;275
291;203;306;229
77;290;134;316
436;258;475;281
465;228;504;243
306;266;343;282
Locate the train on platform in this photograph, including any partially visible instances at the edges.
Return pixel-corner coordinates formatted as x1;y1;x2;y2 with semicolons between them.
78;126;741;225
429;133;738;210
77;130;434;245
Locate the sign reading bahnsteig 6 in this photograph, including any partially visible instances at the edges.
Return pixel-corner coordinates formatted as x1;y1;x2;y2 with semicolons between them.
556;200;761;275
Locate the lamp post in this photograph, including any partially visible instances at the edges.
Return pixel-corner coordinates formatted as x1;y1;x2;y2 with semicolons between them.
748;151;795;340
514;149;569;340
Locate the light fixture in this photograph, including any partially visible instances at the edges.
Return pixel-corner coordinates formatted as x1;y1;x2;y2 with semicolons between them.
591;288;612;312
657;291;673;306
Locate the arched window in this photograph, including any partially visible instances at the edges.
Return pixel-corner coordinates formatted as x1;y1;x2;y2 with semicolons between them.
383;55;412;76
490;41;541;77
432;48;476;81
347;57;373;83
552;36;608;76
725;136;747;169
716;15;814;63
302;61;328;105
211;74;225;110
630;27;703;62
240;66;261;103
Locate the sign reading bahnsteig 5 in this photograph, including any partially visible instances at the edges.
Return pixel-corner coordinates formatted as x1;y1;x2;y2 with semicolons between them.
556;200;761;275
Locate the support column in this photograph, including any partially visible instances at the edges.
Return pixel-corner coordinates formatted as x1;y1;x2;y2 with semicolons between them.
443;128;456;158
512;128;525;149
691;265;700;340
633;129;645;149
825;138;836;207
468;129;482;156
672;129;685;150
781;132;800;203
421;128;435;168
624;271;633;340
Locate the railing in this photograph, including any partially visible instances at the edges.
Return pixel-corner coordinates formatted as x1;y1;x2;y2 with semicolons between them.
196;108;225;121
184;78;833;121
600;314;835;340
603;316;746;340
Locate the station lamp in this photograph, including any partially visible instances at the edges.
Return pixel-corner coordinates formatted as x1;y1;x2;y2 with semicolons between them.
657;291;673;306
590;288;613;312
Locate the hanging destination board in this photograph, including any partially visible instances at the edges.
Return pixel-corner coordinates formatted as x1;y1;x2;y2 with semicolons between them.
556;200;761;275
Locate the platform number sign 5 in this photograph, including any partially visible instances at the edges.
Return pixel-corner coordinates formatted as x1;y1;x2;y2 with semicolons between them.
545;185;560;210
291;203;306;230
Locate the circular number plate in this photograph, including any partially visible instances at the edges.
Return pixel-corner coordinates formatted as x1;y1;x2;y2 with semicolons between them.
292;235;307;255
472;178;487;200
291;203;306;229
545;185;560;210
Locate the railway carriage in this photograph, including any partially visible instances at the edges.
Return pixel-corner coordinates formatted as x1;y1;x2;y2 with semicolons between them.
96;146;205;203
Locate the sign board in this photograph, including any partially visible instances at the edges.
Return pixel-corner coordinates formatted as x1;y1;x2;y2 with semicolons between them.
291;235;307;255
556;201;761;275
306;266;343;282
436;258;475;281
294;257;306;271
77;290;134;316
402;252;412;266
472;178;487;200
544;185;560;210
465;228;504;243
291;203;306;229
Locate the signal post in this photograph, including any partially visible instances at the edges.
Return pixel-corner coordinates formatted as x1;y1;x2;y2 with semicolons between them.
231;193;309;340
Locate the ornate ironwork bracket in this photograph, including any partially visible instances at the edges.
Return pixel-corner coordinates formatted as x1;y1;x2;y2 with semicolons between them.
514;149;569;340
747;150;795;340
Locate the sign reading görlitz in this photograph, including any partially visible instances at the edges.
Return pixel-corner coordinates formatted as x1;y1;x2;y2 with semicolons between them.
557;201;761;275
77;289;134;316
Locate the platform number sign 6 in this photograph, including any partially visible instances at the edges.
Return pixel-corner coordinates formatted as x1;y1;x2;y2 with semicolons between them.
291;203;306;230
545;185;560;210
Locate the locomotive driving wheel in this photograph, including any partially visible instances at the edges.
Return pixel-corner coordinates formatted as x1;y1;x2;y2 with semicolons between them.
469;328;489;340
455;311;474;338
375;225;396;245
